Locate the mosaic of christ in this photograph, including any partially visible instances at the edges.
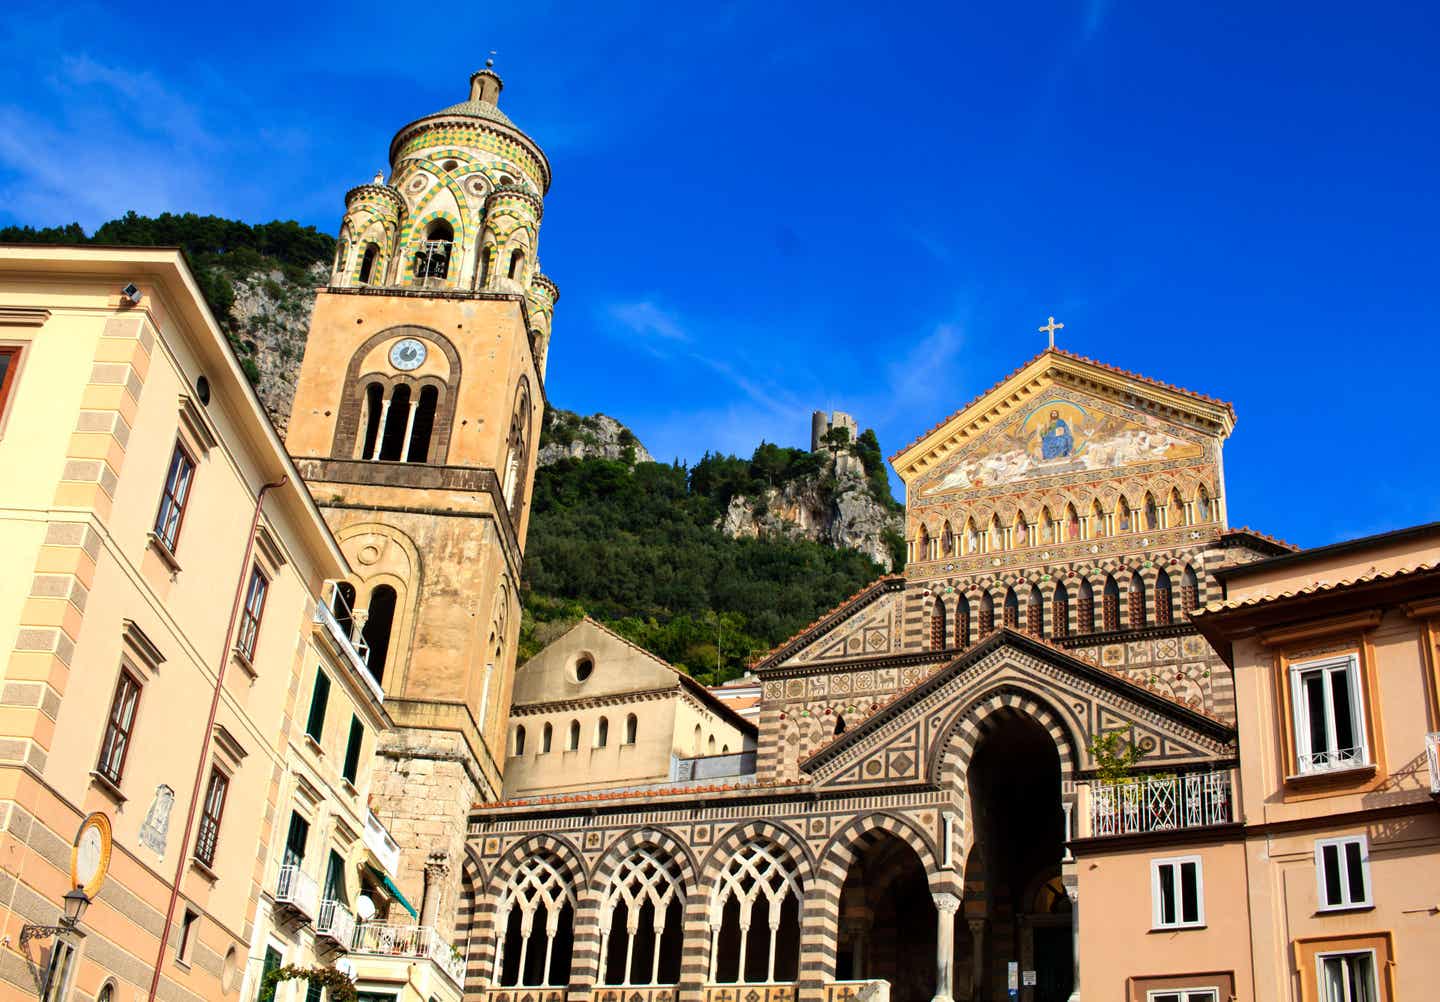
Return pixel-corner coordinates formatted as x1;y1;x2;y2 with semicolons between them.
924;398;1204;494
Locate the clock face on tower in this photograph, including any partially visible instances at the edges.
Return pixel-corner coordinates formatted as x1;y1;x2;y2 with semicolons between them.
389;338;427;371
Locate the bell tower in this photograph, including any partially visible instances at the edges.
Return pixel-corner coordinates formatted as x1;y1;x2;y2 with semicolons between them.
286;63;558;926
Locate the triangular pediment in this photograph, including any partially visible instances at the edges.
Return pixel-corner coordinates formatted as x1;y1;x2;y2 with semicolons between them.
891;349;1235;494
802;629;1235;790
751;577;905;671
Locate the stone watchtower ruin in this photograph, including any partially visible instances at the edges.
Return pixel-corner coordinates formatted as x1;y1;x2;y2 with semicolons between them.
812;409;864;475
284;63;557;936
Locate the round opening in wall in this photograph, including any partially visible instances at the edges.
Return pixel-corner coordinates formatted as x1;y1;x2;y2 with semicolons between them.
443;159;459;172
572;654;595;683
195;375;210;405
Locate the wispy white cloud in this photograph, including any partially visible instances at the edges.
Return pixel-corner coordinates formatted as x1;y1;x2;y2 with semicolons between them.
608;300;692;342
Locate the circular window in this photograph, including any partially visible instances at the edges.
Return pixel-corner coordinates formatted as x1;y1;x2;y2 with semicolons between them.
571;654;595;683
221;946;239;991
443;159;459;172
195;375;210;405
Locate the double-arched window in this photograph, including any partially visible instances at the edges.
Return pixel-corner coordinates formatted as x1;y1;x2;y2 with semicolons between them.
502;382;532;520
493;854;576;987
599;848;685;986
414;220;454;281
709;840;802;983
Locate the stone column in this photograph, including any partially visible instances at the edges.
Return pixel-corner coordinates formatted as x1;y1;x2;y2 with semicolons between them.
968;919;986;1001
931;892;961;1002
419;851;450;929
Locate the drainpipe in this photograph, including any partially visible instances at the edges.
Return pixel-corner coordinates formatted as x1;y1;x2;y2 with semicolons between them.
147;476;288;1001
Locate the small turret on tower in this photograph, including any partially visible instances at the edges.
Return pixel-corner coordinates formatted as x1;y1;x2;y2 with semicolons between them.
469;61;503;106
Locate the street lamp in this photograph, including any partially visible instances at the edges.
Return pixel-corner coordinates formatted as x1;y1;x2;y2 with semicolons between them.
19;888;90;947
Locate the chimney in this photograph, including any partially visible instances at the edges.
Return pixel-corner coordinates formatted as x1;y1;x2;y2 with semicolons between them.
469;61;504;106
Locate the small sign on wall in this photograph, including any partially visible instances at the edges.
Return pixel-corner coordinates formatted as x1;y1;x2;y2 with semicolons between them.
1023;971;1037;987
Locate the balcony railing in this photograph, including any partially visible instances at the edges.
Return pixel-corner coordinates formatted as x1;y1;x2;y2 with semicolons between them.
364;808;402;877
1088;770;1232;837
352;922;465;985
316;898;355;948
315;589;385;704
275;863;319;920
1426;732;1440;795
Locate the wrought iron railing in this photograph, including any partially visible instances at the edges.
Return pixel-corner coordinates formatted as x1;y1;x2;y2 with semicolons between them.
316;898;355;947
1089;770;1232;837
1426;732;1440;794
363;808;402;876
275;863;319;918
316;583;384;704
352;922;465;985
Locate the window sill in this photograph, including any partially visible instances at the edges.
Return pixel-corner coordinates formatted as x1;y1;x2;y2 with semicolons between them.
1316;903;1375;915
1150;924;1207;932
342;778;358;797
189;857;219;883
147;533;183;574
1284;762;1376;785
88;770;127;804
231;647;258;680
304;733;325;756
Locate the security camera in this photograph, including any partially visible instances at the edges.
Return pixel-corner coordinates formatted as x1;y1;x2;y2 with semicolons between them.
121;283;142;304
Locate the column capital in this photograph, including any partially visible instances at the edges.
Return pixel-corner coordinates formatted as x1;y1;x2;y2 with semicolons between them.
967;917;987;935
932;891;961;915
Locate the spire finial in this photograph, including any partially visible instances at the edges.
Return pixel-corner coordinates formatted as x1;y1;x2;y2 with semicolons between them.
1038;315;1064;350
486;50;496;69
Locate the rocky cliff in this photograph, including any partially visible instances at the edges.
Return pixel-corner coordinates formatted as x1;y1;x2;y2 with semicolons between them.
538;409;655;466
719;460;905;571
228;263;328;436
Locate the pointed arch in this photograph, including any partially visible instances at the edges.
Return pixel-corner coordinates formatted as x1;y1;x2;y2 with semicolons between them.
1181;565;1201;614
916;523;931;561
1002;587;1019;629
1076;578;1094;634
1026;583;1044;636
1091;498;1107;537
965;517;981;555
1102;574;1120;631
502;378;534;522
1118;497;1134;533
1169;487;1185;528
930;599;948;651
1052;581;1070;639
1014;510;1030;549
1143;492;1159;531
979;590;995;635
1128;570;1147;628
1196;484;1213;522
940;520;954;558
1065;502;1081;541
989;513;1004;552
1155;568;1174;625
955;593;971;648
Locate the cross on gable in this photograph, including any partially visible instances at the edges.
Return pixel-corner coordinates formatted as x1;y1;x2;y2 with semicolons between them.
1038;315;1064;349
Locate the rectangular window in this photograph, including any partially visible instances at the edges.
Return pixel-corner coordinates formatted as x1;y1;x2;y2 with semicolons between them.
258;946;283;1002
1318;950;1377;1002
306;670;331;742
1151;856;1204;929
39;938;77;1002
324;849;348;905
95;668;142;785
194;767;229;868
284;810;309;869
1291;654;1367;774
153;441;196;553
1148;992;1219;1002
1316;836;1371;910
236;565;269;662
0;347;21;418
177;907;200;964
342;716;364;785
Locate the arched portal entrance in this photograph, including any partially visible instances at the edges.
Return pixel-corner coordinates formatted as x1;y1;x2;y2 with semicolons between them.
836;830;937;1002
967;708;1071;1002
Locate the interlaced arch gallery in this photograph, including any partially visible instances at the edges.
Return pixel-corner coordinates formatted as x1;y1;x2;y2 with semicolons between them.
462;349;1298;1002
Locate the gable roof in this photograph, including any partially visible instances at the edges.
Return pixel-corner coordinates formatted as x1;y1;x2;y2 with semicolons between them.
889;347;1237;479
802;627;1233;772
524;617;757;735
749;576;905;671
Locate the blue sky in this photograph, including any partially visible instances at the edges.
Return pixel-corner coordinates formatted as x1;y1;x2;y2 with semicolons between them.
3;2;1437;547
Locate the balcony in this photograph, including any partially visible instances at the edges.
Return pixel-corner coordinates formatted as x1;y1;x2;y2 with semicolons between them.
315;591;385;704
1086;770;1233;838
275;863;320;920
1427;732;1440;795
364;808;402;877
352;922;465;986
316;898;356;949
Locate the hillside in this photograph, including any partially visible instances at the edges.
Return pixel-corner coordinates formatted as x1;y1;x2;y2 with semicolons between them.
2;212;905;680
0;212;333;434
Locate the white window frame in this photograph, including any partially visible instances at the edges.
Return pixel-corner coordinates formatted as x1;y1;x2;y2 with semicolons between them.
1315;948;1379;1002
40;937;79;1002
1146;991;1219;1002
1150;855;1205;929
1290;653;1368;775
1315;835;1372;911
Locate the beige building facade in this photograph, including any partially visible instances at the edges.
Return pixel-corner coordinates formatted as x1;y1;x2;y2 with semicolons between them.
0;247;351;1001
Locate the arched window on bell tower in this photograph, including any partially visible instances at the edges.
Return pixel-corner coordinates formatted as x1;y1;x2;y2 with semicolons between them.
358;243;380;285
501;381;532;521
415;220;454;282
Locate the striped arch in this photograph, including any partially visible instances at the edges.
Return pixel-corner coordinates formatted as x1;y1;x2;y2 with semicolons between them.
476;833;585;988
591;824;701;893
931;685;1083;798
485;831;587;897
457;845;489;994
700;818;815;887
795;812;946;999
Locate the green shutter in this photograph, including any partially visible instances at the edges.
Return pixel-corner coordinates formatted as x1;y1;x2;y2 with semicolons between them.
306;670;330;740
342;715;364;784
